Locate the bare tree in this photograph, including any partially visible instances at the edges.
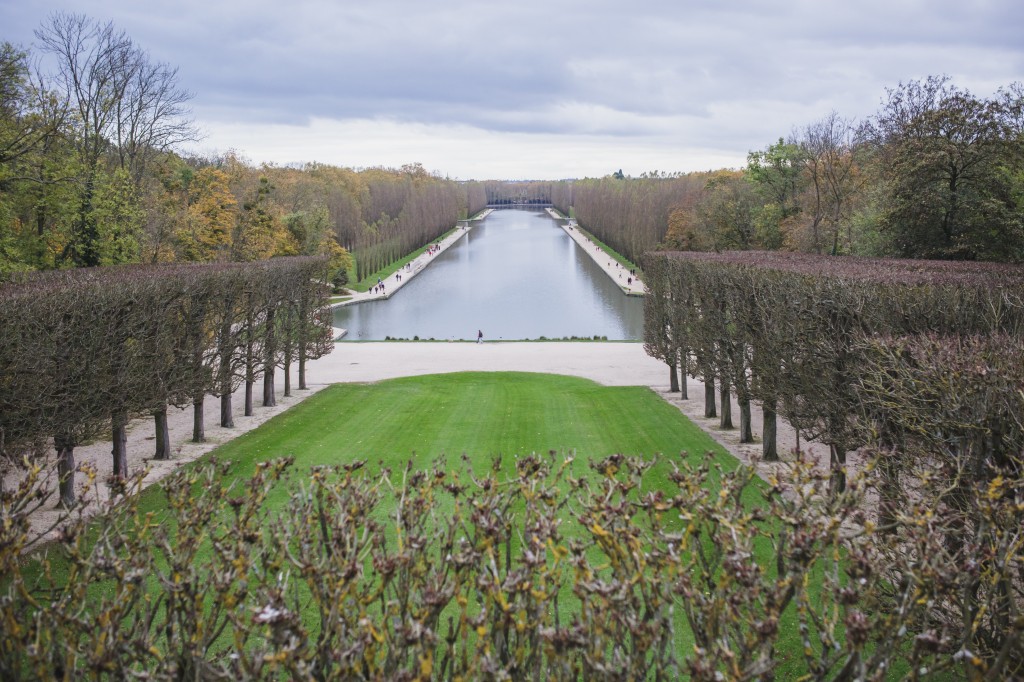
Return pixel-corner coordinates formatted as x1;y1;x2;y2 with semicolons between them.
35;12;195;265
798;111;861;255
114;57;195;186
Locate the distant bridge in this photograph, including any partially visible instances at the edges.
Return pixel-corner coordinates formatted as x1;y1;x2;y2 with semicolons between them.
486;201;553;209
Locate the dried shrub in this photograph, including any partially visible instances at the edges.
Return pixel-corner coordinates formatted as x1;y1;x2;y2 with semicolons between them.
4;445;1019;679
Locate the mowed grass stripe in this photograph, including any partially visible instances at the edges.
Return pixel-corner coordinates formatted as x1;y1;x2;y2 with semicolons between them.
135;371;740;518
200;373;729;471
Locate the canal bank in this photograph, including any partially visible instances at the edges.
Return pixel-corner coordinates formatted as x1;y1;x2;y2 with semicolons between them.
331;210;494;339
333;209;644;341
333;209;494;310
545;208;645;296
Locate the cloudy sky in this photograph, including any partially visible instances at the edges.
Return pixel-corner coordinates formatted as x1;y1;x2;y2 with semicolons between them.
3;1;1022;180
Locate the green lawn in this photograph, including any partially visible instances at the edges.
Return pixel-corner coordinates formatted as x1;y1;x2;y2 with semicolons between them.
132;371;744;519
210;372;726;472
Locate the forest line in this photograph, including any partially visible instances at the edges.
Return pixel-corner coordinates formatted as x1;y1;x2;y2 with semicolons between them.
4;13;1022;292
0;14;488;289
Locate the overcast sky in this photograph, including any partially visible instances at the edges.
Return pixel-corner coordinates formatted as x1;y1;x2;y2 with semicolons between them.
3;1;1022;180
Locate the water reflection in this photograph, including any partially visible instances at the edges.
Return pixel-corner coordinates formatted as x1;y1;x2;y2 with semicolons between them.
333;209;644;340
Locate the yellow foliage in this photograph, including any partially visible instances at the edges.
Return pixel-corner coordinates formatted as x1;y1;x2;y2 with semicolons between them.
178;167;237;261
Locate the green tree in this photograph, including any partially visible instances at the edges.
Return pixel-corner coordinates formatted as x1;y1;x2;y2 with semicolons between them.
284;203;352;284
0;42;69;272
232;175;290;261
864;76;1024;261
90;167;142;264
746;137;805;220
695;171;760;251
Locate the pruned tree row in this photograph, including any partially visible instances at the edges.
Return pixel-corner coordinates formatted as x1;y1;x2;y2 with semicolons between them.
643;251;1024;669
339;167;472;282
644;251;1024;471
553;175;706;268
0;256;333;506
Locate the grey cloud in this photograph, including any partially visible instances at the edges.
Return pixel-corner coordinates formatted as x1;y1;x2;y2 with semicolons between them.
3;0;1022;175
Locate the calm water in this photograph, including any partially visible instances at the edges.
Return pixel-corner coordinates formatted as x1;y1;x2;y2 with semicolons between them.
333;209;644;340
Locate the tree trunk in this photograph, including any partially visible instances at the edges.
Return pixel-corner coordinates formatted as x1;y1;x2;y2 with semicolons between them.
878;451;899;532
668;360;679;393
193;396;205;443
283;352;292;398
877;421;902;532
738;394;753;443
221;391;234;428
55;436;75;509
704;377;716;419
245;379;254;417
244;321;255;416
829;443;846;496
263;368;276;407
154;406;170;460
111;412;129;479
678;354;688;400
263;306;277;407
217;349;233;424
719;384;733;429
298;296;309;391
762;396;778;462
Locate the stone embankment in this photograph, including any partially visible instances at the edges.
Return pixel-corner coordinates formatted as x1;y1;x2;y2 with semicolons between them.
545;208;645;296
333;210;493;309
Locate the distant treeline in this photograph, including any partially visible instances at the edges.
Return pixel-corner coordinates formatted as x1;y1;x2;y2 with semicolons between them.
0;14;487;284
553;77;1024;267
4;14;1021;286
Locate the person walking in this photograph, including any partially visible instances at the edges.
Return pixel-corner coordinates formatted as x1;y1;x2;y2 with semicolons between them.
477;329;483;344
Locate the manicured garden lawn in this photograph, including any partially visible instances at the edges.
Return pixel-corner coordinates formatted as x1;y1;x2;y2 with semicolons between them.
134;371;755;524
193;371;731;481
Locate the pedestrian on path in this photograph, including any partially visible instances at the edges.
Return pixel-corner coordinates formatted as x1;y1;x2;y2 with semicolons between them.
477;329;483;344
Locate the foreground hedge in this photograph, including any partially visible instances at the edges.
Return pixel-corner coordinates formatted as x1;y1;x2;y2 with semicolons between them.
3;445;1021;680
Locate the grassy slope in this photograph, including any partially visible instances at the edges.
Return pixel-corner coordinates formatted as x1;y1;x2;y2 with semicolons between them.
134;372;741;518
174;373;727;477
